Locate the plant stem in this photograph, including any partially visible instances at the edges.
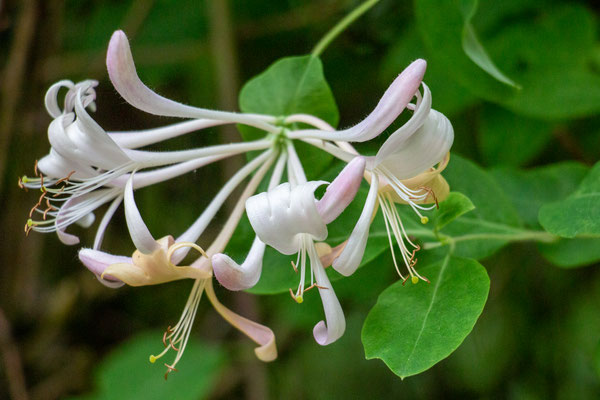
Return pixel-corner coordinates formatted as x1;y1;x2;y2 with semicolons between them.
423;230;558;250
311;0;380;57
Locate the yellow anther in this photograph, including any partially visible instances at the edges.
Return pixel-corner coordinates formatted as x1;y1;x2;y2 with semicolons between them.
149;355;157;363
411;276;419;284
420;216;429;224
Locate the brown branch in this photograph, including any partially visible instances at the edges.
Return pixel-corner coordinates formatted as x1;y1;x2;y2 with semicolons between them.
0;308;29;400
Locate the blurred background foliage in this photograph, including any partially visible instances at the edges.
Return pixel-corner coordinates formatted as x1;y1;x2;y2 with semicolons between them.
1;0;599;399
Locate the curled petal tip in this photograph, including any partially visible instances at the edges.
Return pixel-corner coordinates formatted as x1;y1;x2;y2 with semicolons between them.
211;253;245;291
78;248;128;287
212;237;265;291
316;156;366;224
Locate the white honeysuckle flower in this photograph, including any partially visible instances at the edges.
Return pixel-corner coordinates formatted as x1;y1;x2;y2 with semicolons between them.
241;156;366;345
281;66;454;284
21;79;273;247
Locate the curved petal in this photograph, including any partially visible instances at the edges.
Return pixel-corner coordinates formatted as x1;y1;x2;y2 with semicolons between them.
311;246;345;345
205;279;277;362
78;248;128;288
212;236;266;291
109;119;227;149
246;181;328;255
45;80;74;118
71;87;131;169
55;191;111;245
123;172;158;254
102;237;211;286
106;31;275;131
380;109;454;180
371;83;432;166
38;148;98;180
332;176;379;276
290;59;426;142
316;156;365;224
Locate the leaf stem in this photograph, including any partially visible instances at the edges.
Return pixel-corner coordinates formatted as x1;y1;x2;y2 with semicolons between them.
422;230;558;250
311;0;380;57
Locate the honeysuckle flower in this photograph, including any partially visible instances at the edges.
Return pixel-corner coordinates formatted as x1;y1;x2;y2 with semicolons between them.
282;60;454;283
20;79;273;247
78;164;278;376
80;239;276;378
234;156;366;345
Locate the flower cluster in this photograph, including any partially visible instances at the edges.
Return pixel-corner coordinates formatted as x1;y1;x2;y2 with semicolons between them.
20;30;453;377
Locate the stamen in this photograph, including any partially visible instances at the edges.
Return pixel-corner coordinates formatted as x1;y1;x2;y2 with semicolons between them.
163;364;178;380
149;279;207;377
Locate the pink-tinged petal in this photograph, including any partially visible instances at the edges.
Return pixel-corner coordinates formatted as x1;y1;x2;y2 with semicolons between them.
78;248;128;288
332;176;379;276
311;247;345;345
370;83;432;167
246;181;328;255
380;109;454;179
107;30;190;117
205;279;277;361
341;59;426;141
123;173;158;254
290;59;426;142
212;237;266;291
316;156;365;224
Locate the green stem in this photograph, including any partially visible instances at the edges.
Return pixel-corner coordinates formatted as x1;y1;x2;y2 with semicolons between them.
423;230;558;250
311;0;380;57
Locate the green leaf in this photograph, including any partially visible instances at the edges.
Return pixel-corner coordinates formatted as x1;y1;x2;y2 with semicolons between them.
414;0;519;103
595;342;600;379
238;55;339;177
382;28;477;116
239;55;338;125
491;162;589;228
539;161;600;238
438;155;524;259
433;192;475;231
460;0;519;88
491;162;600;268
479;105;554;166
487;4;600;119
417;2;600;119
362;255;490;378
73;331;225;400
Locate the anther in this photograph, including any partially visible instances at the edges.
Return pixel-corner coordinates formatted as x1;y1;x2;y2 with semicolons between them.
289;288;304;303
290;260;298;273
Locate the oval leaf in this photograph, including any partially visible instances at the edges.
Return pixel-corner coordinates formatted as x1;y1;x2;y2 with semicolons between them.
539;161;600;238
362;255;490;378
